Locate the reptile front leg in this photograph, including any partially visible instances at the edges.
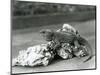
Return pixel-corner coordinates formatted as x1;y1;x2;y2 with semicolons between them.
53;39;61;50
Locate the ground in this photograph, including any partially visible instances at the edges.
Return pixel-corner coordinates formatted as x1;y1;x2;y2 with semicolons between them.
12;20;96;74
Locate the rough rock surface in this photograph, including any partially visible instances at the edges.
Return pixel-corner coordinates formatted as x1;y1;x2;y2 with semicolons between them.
12;43;55;67
12;41;87;67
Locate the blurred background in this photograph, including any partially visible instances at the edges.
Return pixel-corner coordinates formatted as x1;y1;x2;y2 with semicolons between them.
12;0;96;29
12;0;96;74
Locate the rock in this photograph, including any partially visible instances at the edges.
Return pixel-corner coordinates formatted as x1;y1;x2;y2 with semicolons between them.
56;43;73;59
12;44;55;67
73;45;88;58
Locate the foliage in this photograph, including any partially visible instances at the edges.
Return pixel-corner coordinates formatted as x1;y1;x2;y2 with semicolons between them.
12;0;96;16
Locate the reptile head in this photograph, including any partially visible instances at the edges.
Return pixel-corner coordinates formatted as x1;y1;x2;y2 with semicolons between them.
40;29;54;41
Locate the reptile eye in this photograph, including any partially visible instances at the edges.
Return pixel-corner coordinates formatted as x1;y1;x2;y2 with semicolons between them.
42;31;45;34
40;30;45;34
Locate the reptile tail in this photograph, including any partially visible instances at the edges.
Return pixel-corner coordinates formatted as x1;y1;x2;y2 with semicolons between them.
83;55;93;62
78;36;94;63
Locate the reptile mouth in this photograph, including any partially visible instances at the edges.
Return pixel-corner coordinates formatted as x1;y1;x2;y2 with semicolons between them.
46;39;51;41
46;38;52;41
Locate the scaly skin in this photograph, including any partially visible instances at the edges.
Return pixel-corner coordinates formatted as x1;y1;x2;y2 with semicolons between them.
40;29;93;62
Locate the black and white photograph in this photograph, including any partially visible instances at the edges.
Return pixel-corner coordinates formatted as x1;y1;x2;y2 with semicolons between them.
11;0;96;74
